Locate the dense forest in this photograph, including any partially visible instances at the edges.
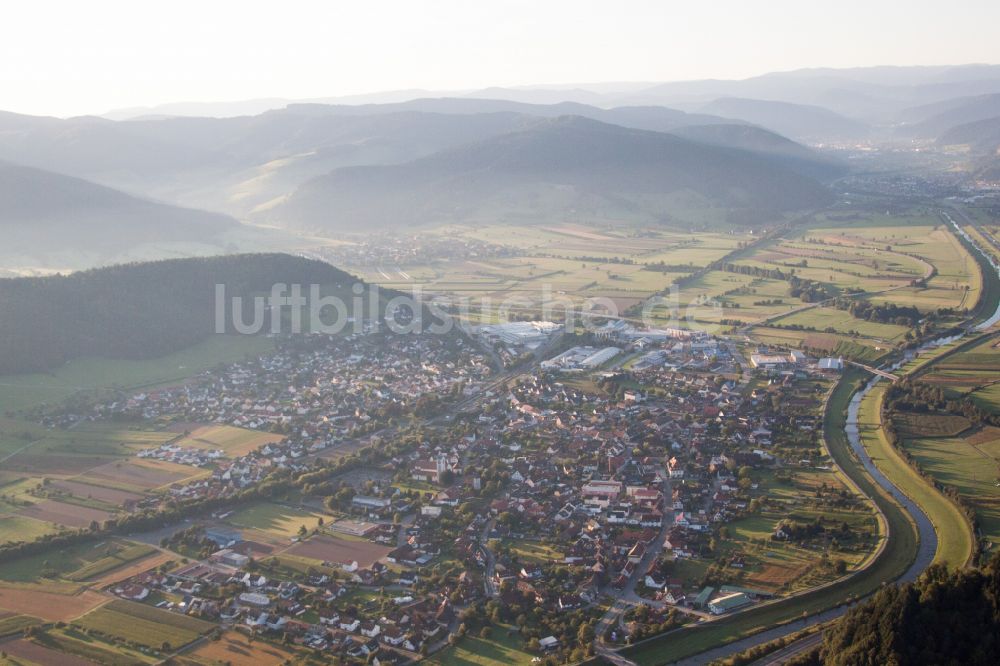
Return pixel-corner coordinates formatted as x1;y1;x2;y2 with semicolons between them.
813;552;1000;665
0;254;358;375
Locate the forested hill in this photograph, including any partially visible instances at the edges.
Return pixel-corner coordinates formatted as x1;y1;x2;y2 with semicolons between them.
265;115;832;231
811;552;1000;665
0;254;357;375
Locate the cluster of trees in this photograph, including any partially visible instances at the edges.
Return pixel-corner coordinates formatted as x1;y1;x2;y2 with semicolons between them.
718;262;788;281
835;299;922;326
773;516;851;543
788;276;831;303
816;553;1000;665
887;380;1000;428
642;261;701;273
0;253;357;374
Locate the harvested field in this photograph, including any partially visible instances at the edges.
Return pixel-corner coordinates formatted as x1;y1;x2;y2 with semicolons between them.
3;453;114;476
49;480;143;507
0;586;105;621
18;500;110;529
285;534;391;569
78;460;188;491
967;426;1000;446
187;630;298;666
0;637;96;666
747;563;808;591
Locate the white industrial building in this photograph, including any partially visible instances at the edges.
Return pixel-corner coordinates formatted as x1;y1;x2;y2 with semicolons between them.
541;345;621;371
479;321;562;348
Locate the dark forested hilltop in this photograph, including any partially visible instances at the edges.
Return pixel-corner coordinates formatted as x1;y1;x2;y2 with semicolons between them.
0;253;357;375
792;552;1000;665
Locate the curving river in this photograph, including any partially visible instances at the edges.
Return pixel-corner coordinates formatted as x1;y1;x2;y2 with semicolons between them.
674;212;1000;665
843;209;1000;581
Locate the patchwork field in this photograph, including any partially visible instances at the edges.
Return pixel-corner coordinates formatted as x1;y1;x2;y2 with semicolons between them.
48;479;145;508
17;499;111;529
0;539;156;584
77;459;200;493
919;335;1000;397
344;224;748;321
0;637;96;666
737;210;984;356
0;614;41;638
30;628;158;665
74;599;215;650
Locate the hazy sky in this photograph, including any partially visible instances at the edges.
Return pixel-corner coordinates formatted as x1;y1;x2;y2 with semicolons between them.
3;0;999;117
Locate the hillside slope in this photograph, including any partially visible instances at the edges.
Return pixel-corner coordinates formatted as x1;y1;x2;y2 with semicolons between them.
937;115;1000;152
0;254;357;375
264;116;832;230
698;97;869;141
668;123;847;181
0;161;237;259
904;93;1000;137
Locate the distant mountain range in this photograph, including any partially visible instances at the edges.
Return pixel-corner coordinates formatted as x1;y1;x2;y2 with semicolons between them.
263;116;832;231
695;98;869;142
102;64;1000;124
6;63;1000;273
0;161;237;264
0;99;839;223
902;93;1000;138
938;115;1000;152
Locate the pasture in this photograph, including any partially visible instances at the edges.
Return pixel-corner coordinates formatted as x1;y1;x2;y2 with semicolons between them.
224;502;335;541
901;428;1000;550
0;515;62;544
0;335;272;414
